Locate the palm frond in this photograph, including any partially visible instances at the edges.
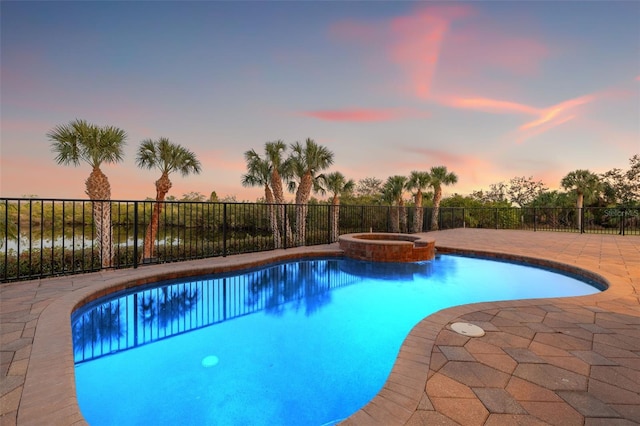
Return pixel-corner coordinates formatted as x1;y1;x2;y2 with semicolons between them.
48;119;126;169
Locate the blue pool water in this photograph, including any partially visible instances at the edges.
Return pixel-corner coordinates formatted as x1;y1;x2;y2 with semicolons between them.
73;255;601;426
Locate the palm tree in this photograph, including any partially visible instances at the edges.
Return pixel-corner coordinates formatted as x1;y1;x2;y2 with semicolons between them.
406;171;431;233
382;175;408;233
47;119;127;268
560;169;602;231
136;137;201;261
242;149;281;248
287;138;334;246
324;172;355;242
264;141;292;245
428;166;458;230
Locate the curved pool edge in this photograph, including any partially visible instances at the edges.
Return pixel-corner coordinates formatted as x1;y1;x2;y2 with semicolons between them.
14;231;638;425
18;246;344;426
340;244;621;426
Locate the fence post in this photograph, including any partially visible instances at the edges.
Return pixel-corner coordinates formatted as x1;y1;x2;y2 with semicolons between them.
580;208;585;234
283;205;287;248
387;206;390;232
133;202;139;268
2;199;7;281
462;208;466;228
495;208;499;230
533;207;537;232
327;204;331;244
222;203;227;257
621;208;626;236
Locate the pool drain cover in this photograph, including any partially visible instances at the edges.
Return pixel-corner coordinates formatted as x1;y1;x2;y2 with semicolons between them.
450;322;485;337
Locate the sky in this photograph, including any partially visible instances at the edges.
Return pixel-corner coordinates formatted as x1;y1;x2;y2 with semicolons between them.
1;1;639;202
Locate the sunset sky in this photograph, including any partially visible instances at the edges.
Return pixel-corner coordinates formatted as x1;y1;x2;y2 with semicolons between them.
2;1;639;202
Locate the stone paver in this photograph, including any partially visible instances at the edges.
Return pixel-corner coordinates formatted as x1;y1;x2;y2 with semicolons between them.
1;229;639;425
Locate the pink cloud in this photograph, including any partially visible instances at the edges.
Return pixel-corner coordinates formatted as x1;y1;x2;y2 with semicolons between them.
330;5;473;99
300;108;429;122
387;6;470;98
330;5;549;101
513;94;594;143
519;95;593;131
435;92;596;144
440;96;541;115
515;114;578;145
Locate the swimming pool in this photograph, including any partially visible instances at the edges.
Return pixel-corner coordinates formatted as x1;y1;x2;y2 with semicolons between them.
72;254;601;425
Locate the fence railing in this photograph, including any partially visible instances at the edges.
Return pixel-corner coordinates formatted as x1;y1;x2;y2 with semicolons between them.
1;198;638;282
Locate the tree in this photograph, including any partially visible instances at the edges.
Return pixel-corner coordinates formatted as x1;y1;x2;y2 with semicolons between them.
265;141;292;244
136;137;201;261
600;155;640;206
181;192;206;201
242;149;281;248
287;138;334;246
245;141;292;247
507;176;547;207
47;119;127;268
356;177;383;197
471;182;507;205
406;171;431;232
428;166;458;230
560;169;602;230
627;154;640;203
382;175;408;233
353;177;384;205
531;190;572;208
324;172;355;242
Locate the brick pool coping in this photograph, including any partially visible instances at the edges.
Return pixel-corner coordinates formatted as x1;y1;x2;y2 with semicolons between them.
1;229;639;425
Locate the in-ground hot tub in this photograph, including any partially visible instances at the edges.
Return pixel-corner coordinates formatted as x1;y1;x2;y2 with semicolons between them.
338;233;436;262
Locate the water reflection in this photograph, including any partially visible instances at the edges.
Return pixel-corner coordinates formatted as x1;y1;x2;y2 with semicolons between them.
245;260;339;316
73;301;123;360
338;258;435;280
72;258;432;363
139;287;200;329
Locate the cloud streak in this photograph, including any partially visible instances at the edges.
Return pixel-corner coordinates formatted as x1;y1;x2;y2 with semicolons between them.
387;5;470;98
324;4;557;138
518;95;593;131
440;97;540;115
439;93;596;143
330;5;471;99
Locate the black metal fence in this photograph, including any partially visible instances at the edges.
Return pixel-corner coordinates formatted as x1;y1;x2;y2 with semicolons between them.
1;198;638;282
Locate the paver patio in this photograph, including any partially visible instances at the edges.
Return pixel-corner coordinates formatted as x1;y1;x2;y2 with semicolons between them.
1;229;639;425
